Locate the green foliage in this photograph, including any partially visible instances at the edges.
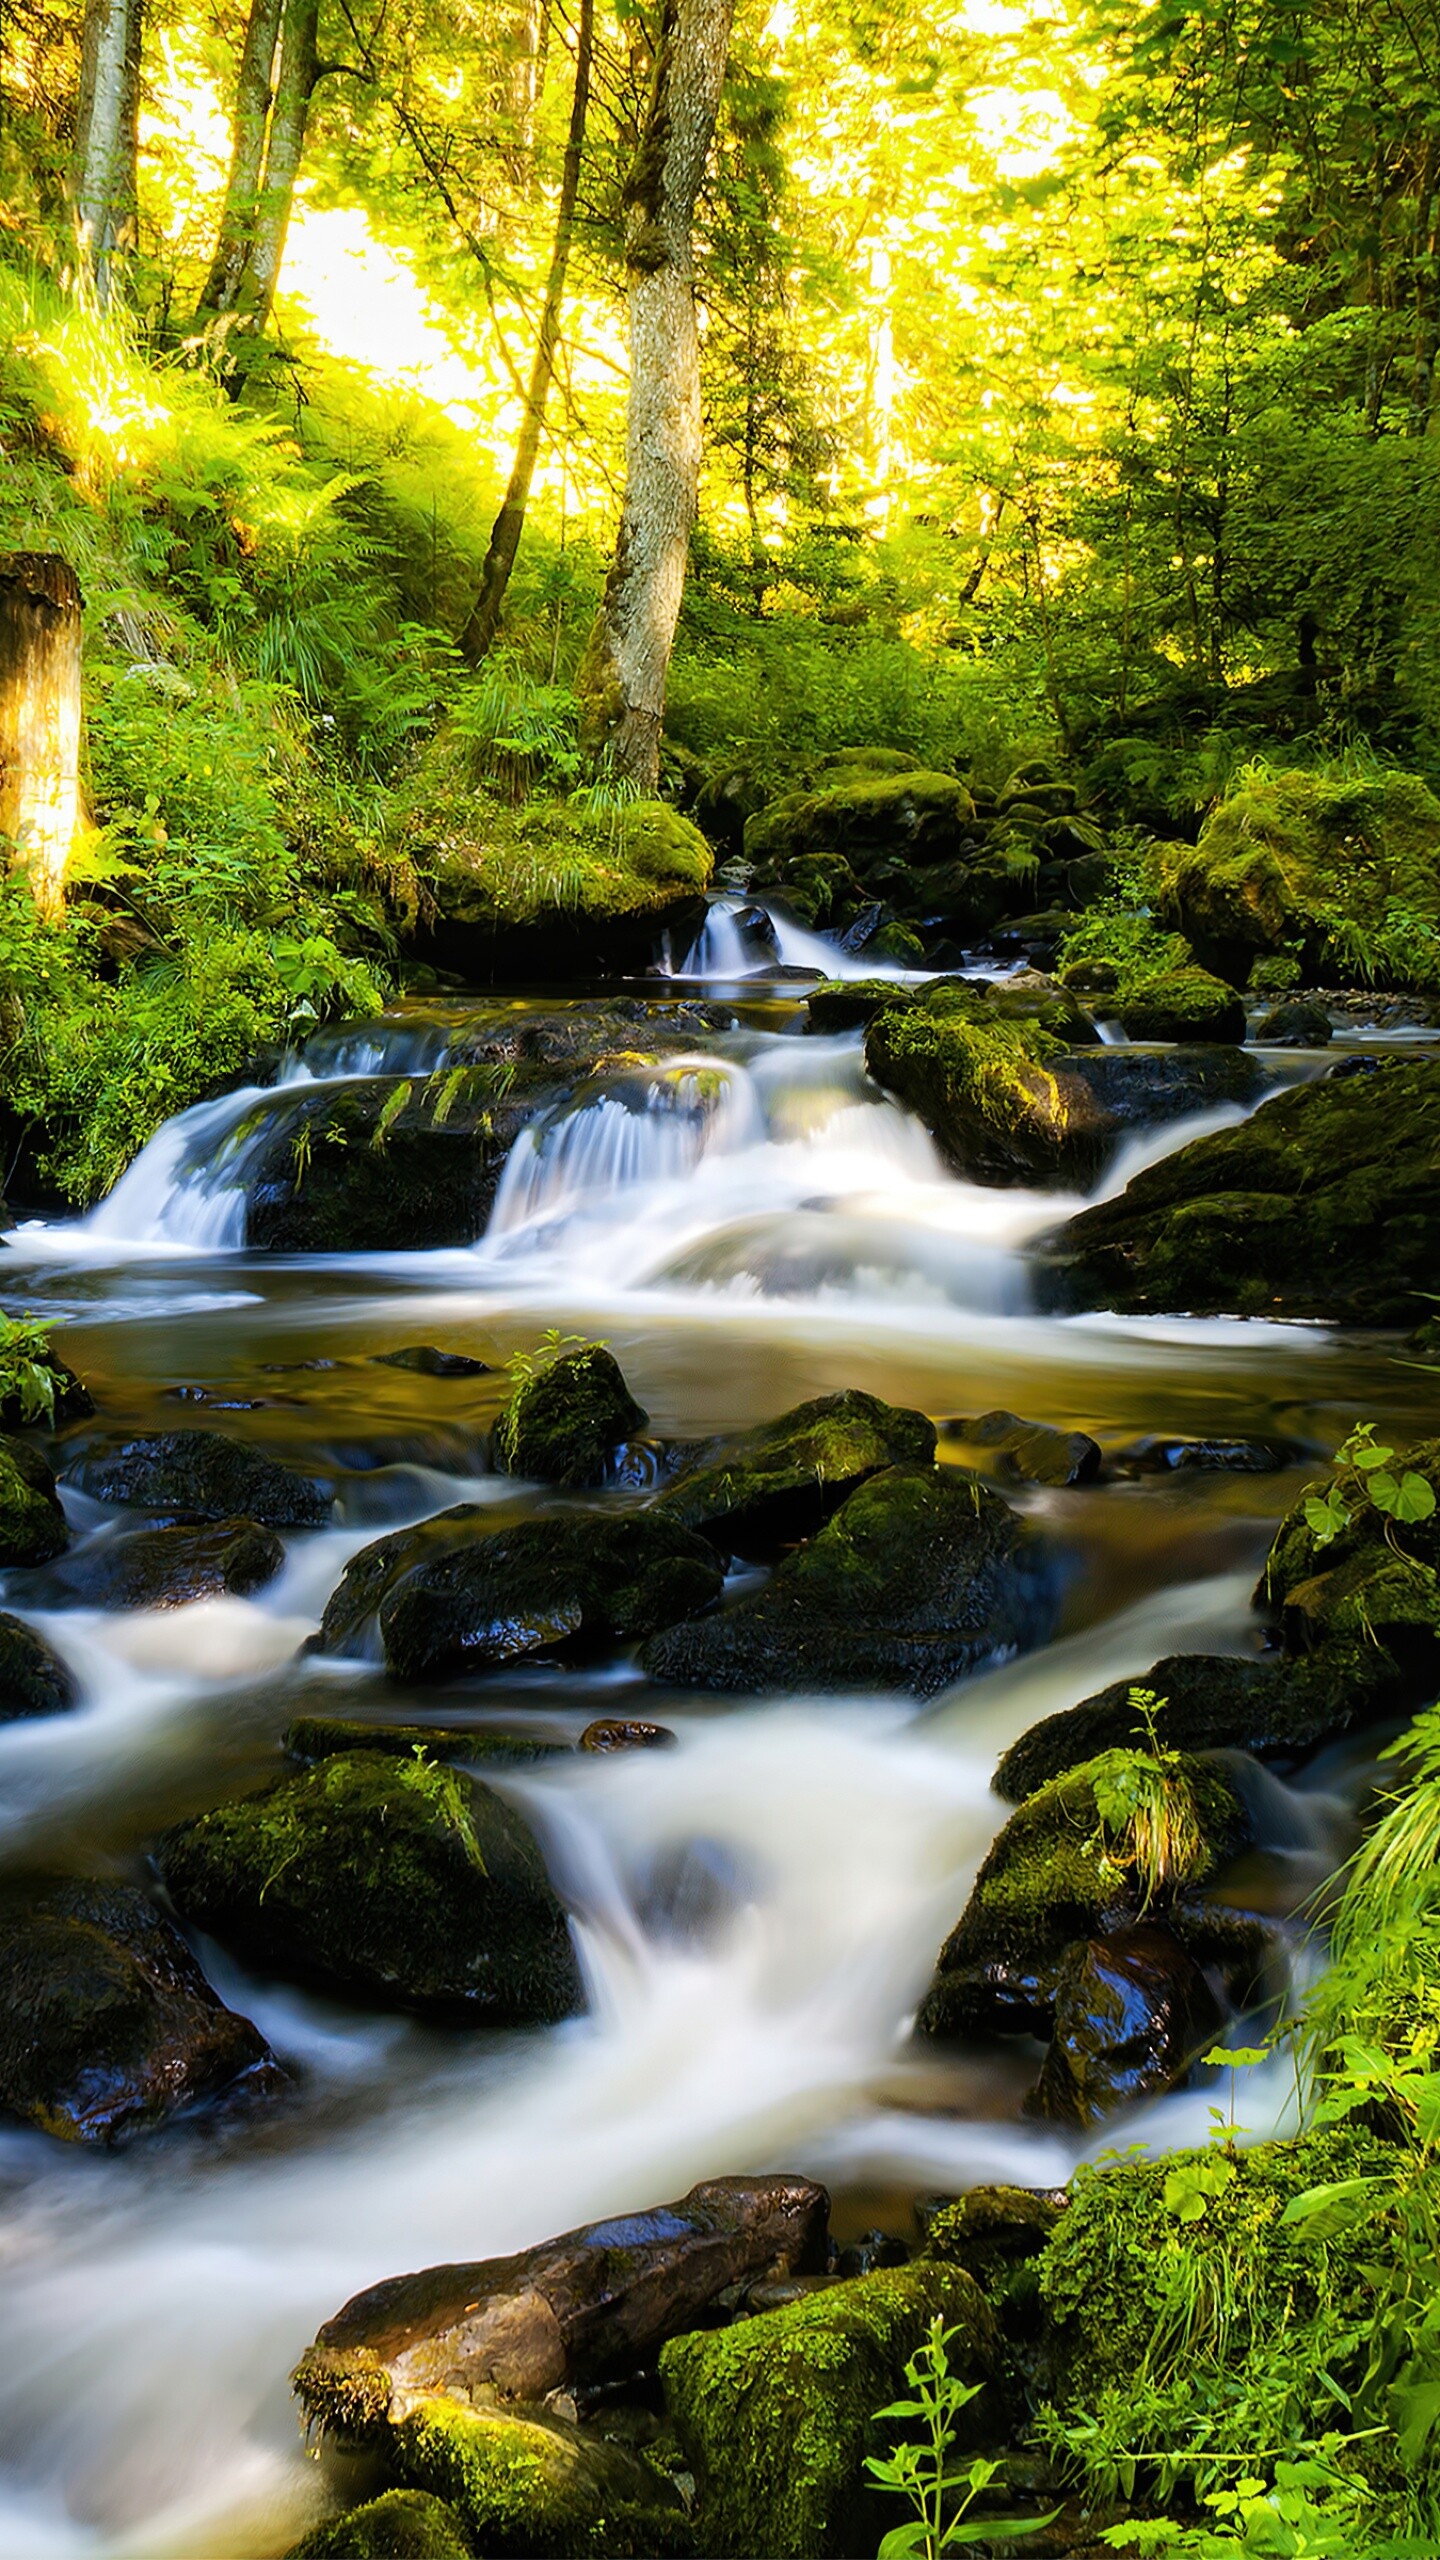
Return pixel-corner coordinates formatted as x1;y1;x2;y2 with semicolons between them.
867;2316;1056;2560
1302;1426;1439;1553
0;1315;68;1426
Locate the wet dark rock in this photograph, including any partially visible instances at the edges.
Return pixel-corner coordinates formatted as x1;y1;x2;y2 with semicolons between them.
1258;1436;1440;1673
945;1409;1101;1488
1027;1924;1227;2124
295;2176;829;2420
641;1465;1056;1698
1109;1433;1296;1476
0;1435;69;1566
660;2261;998;2560
154;1752;583;2023
834;2229;911;2277
283;1716;572;1768
0;1875;276;2143
283;2490;473;2560
494;1347;647;1489
579;1718;676;1752
64;1429;330;1528
994;1643;1398;1802
372;1346;494;1377
1061;1042;1269;1133
920;2185;1064;2281
805;976;920;1034
1253;999;1333;1047
1031;1056;1440;1322
41;1517;284;1611
655;1387;936;1560
0;1612;76;1722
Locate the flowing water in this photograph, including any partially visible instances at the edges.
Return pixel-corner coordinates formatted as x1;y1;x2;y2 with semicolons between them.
0;942;1432;2558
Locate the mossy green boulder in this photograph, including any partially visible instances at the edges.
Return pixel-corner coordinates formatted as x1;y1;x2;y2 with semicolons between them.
1032;1055;1440;1321
863;979;1100;1185
0;1435;69;1566
494;1347;647;1487
283;2489;474;2559
1158;766;1440;988
660;2261;998;2558
153;1752;583;2022
243;1063;562;1252
1109;964;1246;1042
376;2398;689;2558
744;767;975;877
655;1387;936;1559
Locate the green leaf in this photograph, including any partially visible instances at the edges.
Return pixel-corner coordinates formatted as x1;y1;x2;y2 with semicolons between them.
1394;1472;1437;1523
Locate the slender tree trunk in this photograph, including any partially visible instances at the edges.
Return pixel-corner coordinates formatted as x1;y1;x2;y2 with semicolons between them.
193;0;285;327
0;555;84;923
462;0;593;662
580;0;734;789
71;0;144;303
501;0;546;191
243;0;320;333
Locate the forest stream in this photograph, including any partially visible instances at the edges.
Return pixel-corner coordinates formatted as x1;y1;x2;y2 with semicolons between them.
0;936;1430;2559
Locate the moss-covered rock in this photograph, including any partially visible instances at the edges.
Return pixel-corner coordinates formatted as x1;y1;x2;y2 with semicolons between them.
41;1516;283;1610
1031;1055;1440;1321
0;1875;276;2142
1258;1436;1440;1674
654;1387;937;1560
863;981;1097;1186
283;2489;474;2559
804;977;918;1034
494;1348;647;1488
63;1428;329;1526
660;2261;998;2559
384;2398;689;2558
0;1611;77;1722
1110;965;1246;1043
1254;997;1334;1046
283;1717;571;1768
1158;767;1440;988
153;1753;583;2022
922;2184;1064;2282
641;1465;1055;1697
744;769;976;878
993;1642;1399;1801
0;1435;69;1566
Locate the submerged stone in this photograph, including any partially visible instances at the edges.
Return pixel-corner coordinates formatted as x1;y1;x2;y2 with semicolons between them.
154;1753;583;2023
642;1465;1055;1698
372;1346;494;1377
64;1428;330;1527
655;1387;937;1559
660;2261;998;2559
0;1611;77;1722
0;1875;276;2143
493;1346;648;1488
0;1435;69;1567
945;1408;1101;1488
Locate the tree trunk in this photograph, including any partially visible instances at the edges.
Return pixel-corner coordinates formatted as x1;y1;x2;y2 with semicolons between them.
580;0;734;790
0;556;84;923
192;0;285;327
462;0;594;662
242;0;320;334
71;0;144;303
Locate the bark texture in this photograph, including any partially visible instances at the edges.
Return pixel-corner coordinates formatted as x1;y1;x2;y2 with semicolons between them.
71;0;144;302
244;0;321;332
463;0;594;662
581;0;734;788
192;0;285;326
0;556;84;922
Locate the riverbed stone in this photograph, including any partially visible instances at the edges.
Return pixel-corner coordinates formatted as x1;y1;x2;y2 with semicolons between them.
1257;1435;1440;1673
372;1345;494;1377
0;1875;276;2143
1253;998;1333;1047
283;2490;473;2560
654;1387;937;1560
641;1465;1055;1697
283;1716;572;1767
1108;966;1246;1043
154;1753;583;2022
63;1428;330;1527
0;1435;69;1566
1031;1055;1440;1321
945;1408;1101;1488
493;1346;647;1488
660;2261;998;2559
1027;1923;1228;2125
0;1611;77;1721
42;1517;284;1610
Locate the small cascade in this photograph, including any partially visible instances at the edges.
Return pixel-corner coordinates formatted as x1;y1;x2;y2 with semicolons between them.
666;893;924;984
489;1059;765;1237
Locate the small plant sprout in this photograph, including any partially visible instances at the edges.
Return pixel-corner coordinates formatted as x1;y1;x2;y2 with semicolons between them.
866;2316;1057;2559
1302;1423;1437;1550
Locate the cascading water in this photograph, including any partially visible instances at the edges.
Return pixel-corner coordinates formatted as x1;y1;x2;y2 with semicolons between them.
664;891;950;983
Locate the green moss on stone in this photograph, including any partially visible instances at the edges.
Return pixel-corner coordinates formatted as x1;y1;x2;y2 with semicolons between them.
400;766;712;932
744;769;975;876
656;1387;936;1559
1111;965;1246;1043
0;1435;68;1567
389;2396;691;2558
494;1346;647;1488
660;2261;997;2559
283;2488;474;2559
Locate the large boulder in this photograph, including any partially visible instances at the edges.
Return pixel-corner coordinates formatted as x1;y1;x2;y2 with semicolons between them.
315;1506;724;1682
1031;1056;1440;1321
654;1388;937;1559
494;1346;647;1488
744;767;976;882
660;2261;998;2558
640;1466;1056;1698
63;1429;330;1527
0;1435;69;1566
0;1612;77;1721
41;1517;284;1611
0;1875;276;2143
308;2401;689;2558
153;1753;583;2022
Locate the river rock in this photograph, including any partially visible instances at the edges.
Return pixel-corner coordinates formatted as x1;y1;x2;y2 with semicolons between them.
640;1465;1056;1697
0;1611;77;1721
284;1717;572;1767
493;1346;647;1488
41;1517;284;1611
283;2490;473;2559
920;2184;1064;2281
1257;1435;1440;1673
1027;1924;1227;2125
63;1429;330;1528
1108;967;1247;1043
993;1642;1399;1801
373;1345;494;1377
1109;1434;1297;1475
660;2261;998;2559
153;1753;583;2022
579;1718;675;1751
0;1435;69;1566
1253;999;1333;1047
0;1875;276;2143
1031;1056;1440;1321
655;1387;937;1559
944;1408;1101;1488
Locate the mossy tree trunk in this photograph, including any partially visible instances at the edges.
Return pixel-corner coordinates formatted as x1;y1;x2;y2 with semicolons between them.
0;555;84;923
579;0;734;791
191;0;285;332
71;0;144;304
462;0;593;663
242;0;320;334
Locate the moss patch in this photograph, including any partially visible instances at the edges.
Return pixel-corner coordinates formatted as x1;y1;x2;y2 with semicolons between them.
494;1347;647;1488
655;1386;936;1559
0;1436;69;1567
401;765;712;932
388;2397;690;2558
863;980;1101;1185
283;2488;474;2559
